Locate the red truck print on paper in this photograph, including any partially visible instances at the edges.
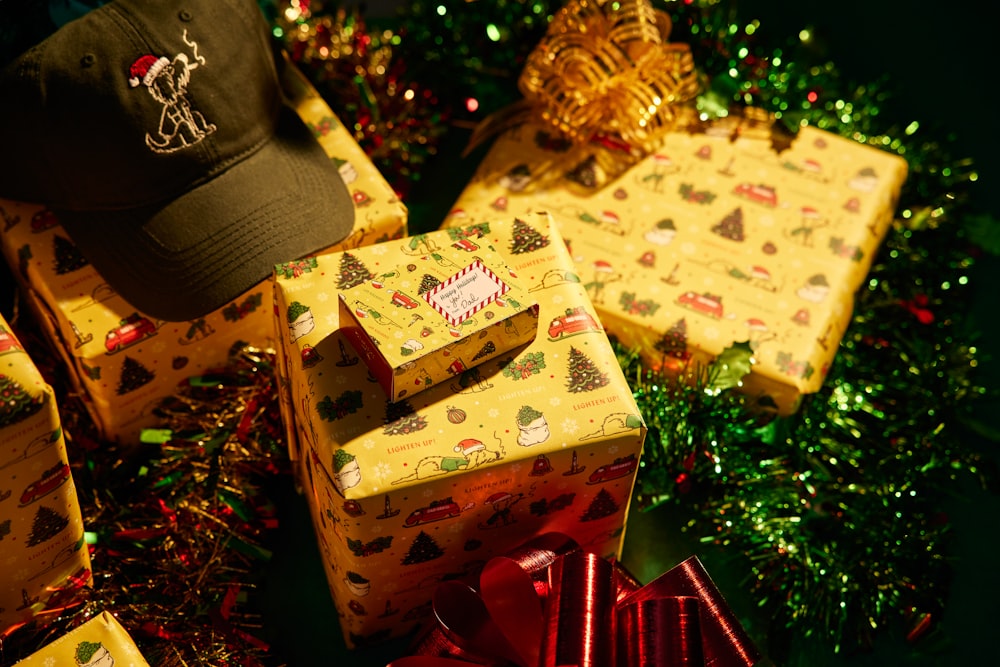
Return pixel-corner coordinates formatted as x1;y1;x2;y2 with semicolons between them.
452;238;480;252
587;454;638;485
548;306;601;340
404;498;463;527
20;462;71;505
105;312;157;353
676;292;724;319
733;182;778;207
389;290;420;309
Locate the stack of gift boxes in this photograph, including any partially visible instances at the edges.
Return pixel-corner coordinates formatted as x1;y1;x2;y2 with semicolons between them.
1;0;911;660
273;211;648;646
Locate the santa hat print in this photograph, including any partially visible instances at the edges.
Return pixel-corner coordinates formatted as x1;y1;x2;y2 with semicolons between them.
486;492;512;505
128;54;170;88
454;439;485;455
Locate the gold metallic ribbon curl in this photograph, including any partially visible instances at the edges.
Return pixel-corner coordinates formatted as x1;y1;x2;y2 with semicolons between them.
468;0;701;157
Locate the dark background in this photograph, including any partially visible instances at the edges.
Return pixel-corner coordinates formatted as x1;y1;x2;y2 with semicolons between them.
2;1;998;665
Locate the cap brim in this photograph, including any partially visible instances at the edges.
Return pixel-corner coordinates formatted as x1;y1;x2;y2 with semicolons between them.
55;105;355;321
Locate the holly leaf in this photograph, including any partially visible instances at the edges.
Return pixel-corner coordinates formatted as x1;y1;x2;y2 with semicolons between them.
707;341;754;393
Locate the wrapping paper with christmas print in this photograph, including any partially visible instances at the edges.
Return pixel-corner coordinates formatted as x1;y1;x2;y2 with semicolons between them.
273;212;647;648
338;243;539;402
0;63;407;444
0;313;92;638
443;118;907;413
12;610;150;667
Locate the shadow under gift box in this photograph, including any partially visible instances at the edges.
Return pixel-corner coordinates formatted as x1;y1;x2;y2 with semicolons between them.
442;117;908;414
0;313;92;637
0;63;407;444
272;212;648;648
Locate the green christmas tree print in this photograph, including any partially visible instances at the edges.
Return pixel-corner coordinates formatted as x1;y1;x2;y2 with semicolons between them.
0;372;45;427
402;530;445;565
654;318;688;358
27;504;69;546
565;154;600;188
565;346;609;393
509;218;550;254
581;488;620;522
317;390;364;421
53;235;88;274
383;399;427;436
337;252;374;290
116;356;155;395
418;274;441;294
471;341;496;361
712;207;745;241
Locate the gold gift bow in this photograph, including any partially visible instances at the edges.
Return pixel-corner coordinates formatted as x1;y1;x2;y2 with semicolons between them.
466;0;701;157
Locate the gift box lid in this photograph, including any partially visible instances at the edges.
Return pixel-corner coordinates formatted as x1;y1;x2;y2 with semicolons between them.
337;244;539;401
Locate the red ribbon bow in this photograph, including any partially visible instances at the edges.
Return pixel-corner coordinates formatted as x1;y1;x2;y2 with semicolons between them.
387;533;763;667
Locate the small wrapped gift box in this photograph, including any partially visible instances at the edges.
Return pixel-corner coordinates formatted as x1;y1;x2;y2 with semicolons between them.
338;242;539;402
273;212;647;648
12;611;150;666
0;64;407;443
0;314;91;637
443;0;907;414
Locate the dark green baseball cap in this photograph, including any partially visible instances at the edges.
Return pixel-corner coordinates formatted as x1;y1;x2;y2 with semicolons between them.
0;0;355;321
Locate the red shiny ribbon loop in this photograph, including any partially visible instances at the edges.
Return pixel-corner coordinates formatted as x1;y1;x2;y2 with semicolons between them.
388;535;762;667
620;557;761;667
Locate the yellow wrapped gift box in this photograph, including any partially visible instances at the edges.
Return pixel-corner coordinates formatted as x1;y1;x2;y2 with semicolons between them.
338;241;539;402
273;212;647;648
1;313;92;637
443;116;908;413
0;63;406;443
13;610;150;666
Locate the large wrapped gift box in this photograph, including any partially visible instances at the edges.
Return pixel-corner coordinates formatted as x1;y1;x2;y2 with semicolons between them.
1;313;92;636
0;64;407;443
273;212;648;648
12;610;150;666
444;116;907;413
